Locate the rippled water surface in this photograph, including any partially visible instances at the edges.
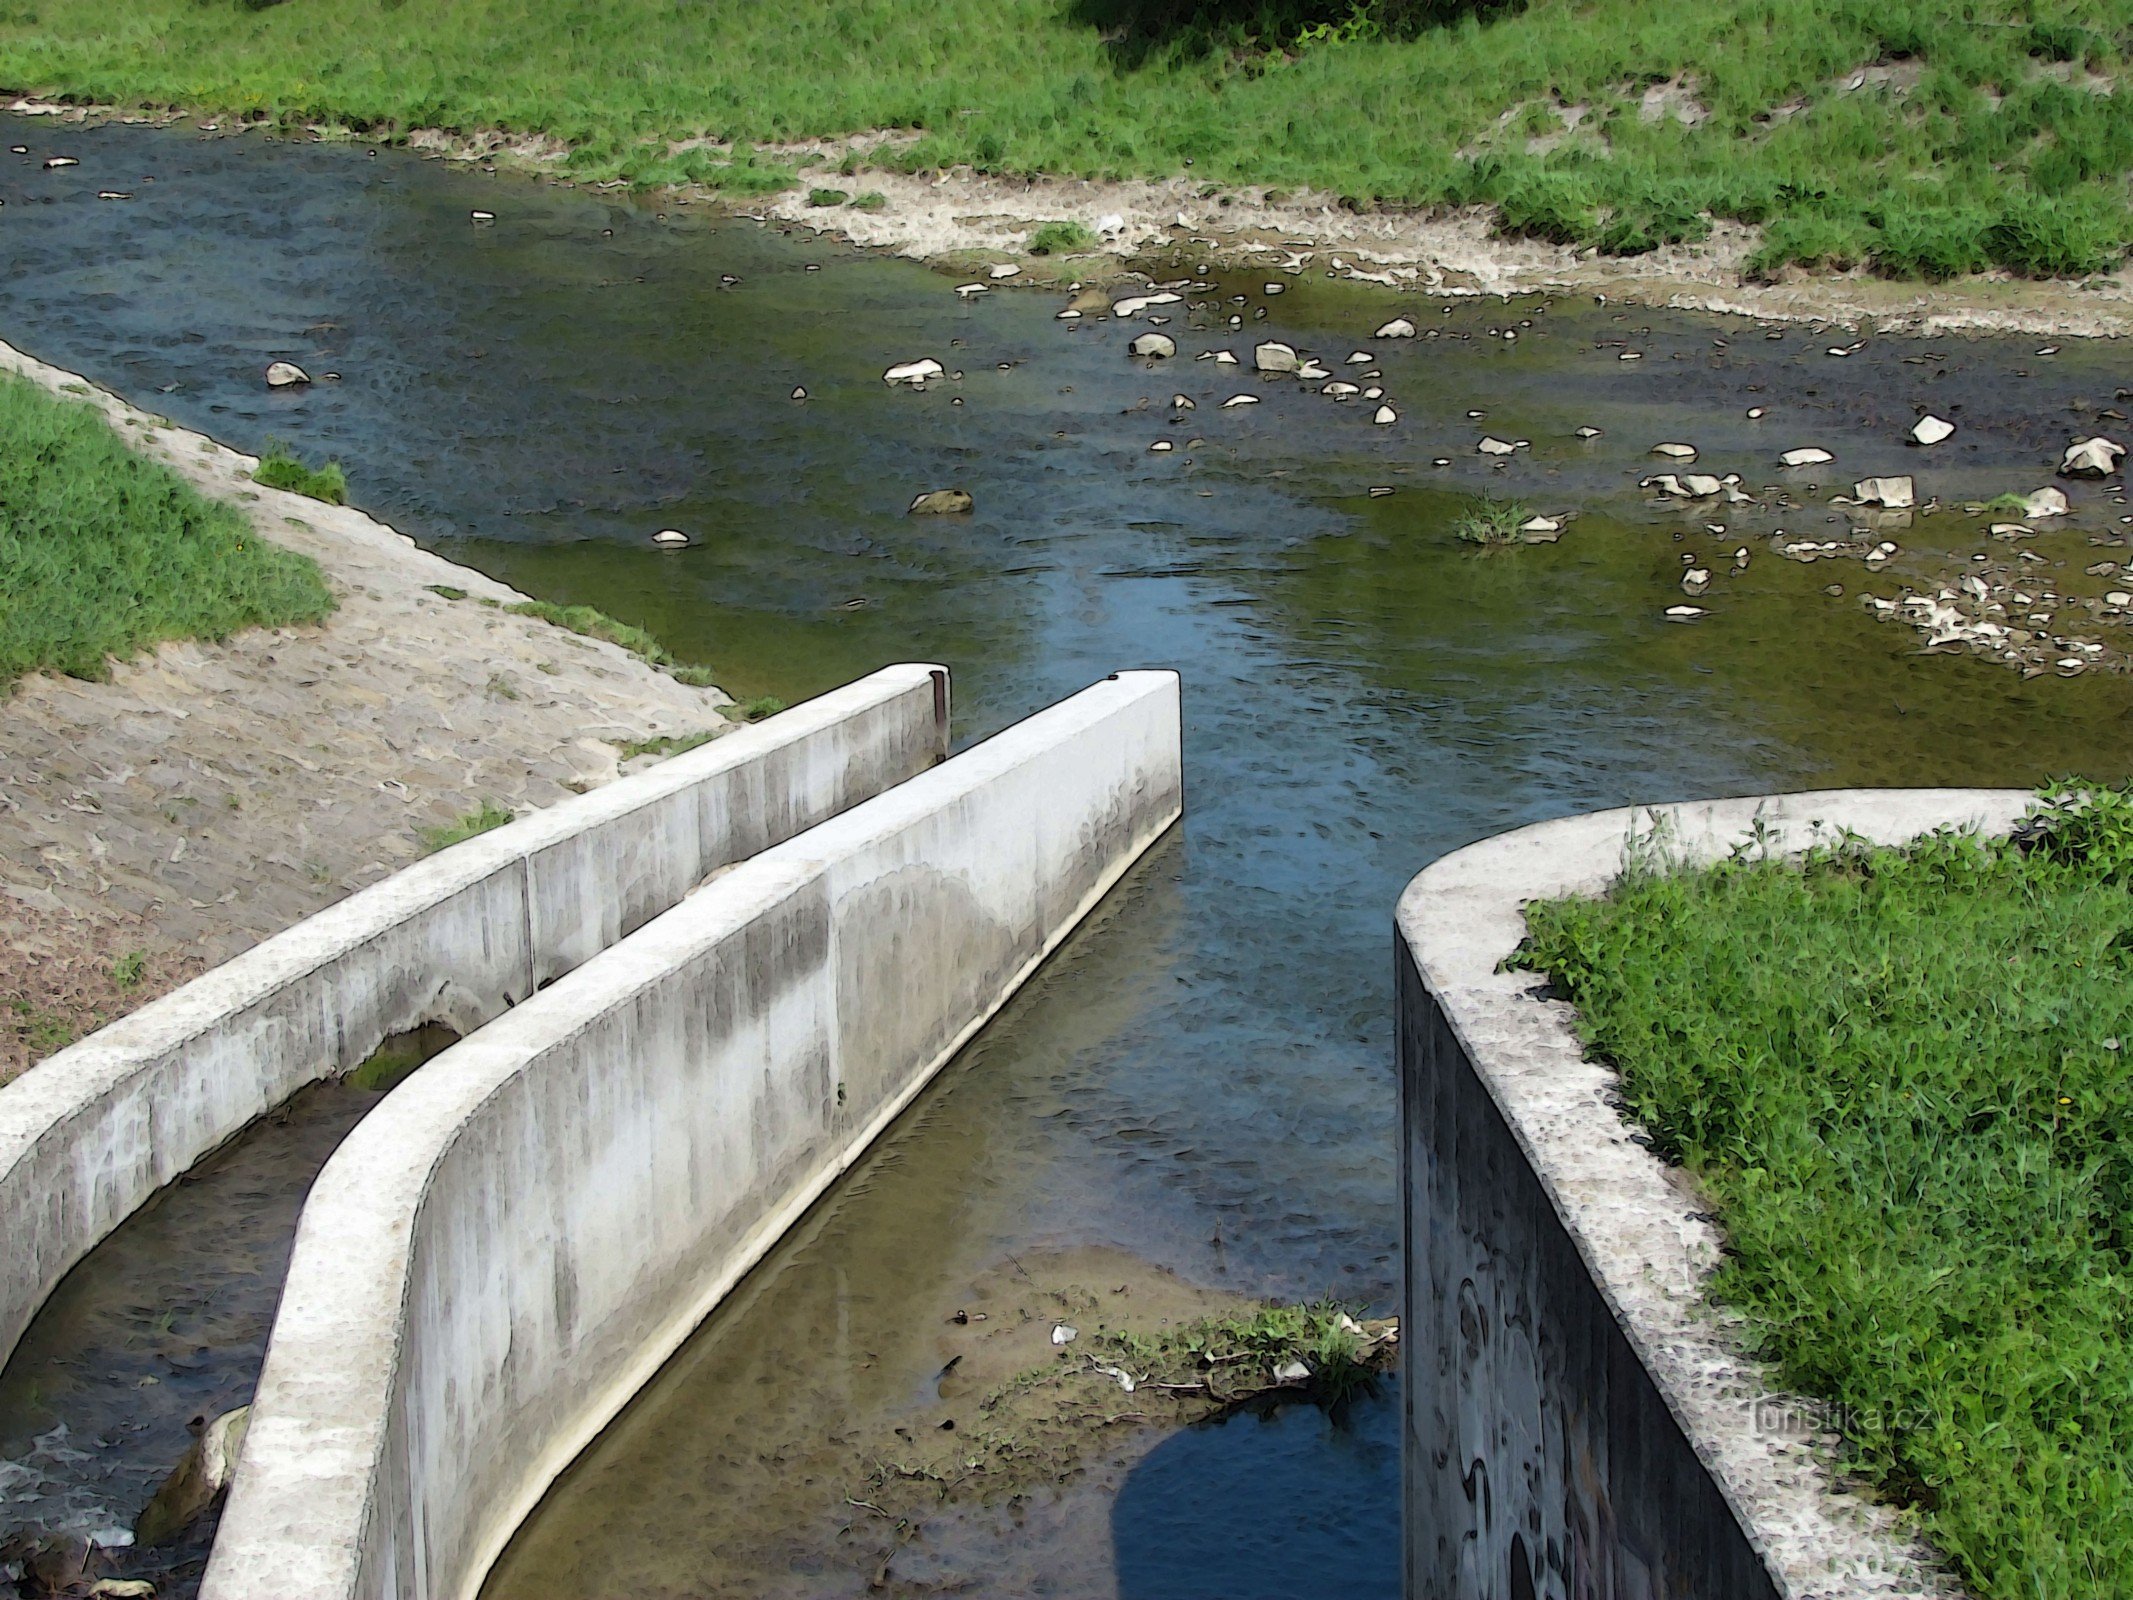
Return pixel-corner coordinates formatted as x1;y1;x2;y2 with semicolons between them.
3;114;2130;1599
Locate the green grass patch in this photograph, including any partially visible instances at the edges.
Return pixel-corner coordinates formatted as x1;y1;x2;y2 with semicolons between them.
1095;1300;1393;1406
418;799;515;854
1450;496;1530;546
9;0;2133;277
0;373;333;694
1514;785;2133;1598
1028;220;1100;255
807;186;849;206
616;728;717;761
733;694;786;721
253;444;348;505
501;598;724;689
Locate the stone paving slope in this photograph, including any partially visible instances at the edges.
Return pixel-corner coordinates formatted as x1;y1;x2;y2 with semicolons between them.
0;337;731;1082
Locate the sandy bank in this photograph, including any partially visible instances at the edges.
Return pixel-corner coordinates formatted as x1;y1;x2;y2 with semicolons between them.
0;338;731;1081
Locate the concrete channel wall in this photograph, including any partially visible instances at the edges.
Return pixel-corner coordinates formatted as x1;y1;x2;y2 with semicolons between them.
0;665;947;1375
1398;790;2025;1600
203;670;1184;1600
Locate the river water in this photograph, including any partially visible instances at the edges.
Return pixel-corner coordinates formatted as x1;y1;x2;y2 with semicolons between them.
2;114;2130;1599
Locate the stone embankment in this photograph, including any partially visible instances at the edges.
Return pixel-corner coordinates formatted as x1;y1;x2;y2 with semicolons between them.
0;338;733;1082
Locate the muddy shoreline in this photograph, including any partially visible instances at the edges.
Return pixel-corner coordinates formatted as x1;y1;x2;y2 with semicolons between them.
12;92;2133;339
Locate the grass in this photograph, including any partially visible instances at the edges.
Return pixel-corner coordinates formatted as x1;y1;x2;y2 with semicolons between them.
616;728;717;761
0;372;333;694
1450;496;1530;546
499;598;721;686
1514;785;2133;1599
417;798;515;853
1028;219;1101;255
1095;1300;1393;1405
254;444;348;504
7;1;2133;278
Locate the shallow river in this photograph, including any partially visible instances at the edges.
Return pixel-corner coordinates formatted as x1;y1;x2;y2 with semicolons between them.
2;114;2131;1599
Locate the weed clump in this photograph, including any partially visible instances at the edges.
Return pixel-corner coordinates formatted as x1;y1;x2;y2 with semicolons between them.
418;799;515;853
253;445;348;504
1450;497;1529;546
1028;220;1099;255
1515;783;2133;1599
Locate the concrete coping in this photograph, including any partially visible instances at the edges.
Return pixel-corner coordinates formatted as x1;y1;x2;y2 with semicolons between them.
1399;789;2029;1600
0;663;948;1369
204;670;1183;1600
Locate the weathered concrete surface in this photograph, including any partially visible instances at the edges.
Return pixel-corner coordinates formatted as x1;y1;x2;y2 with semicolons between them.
0;334;738;1081
203;670;1183;1600
1398;790;2024;1600
0;664;948;1378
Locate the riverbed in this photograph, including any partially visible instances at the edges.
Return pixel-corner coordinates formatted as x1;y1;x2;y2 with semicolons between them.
2;114;2130;1600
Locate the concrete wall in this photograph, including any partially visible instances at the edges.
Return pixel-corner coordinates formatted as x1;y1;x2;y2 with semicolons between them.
1398;790;2024;1600
203;670;1183;1600
0;664;947;1374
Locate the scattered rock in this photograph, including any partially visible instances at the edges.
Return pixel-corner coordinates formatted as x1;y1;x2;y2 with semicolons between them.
1347;351;1374;364
2025;487;2071;518
882;358;944;386
1271;1359;1311;1383
1851;475;1916;510
1664;606;1707;621
1321;382;1359;399
1746;406;1766;419
264;361;310;389
1373;406;1397;425
1375;318;1418;339
651;528;691;546
1651;442;1698;460
136;1406;250;1548
1213;351;1239;366
1910;415;1955;446
1575;425;1603;439
1477;436;1518;456
907;489;974;515
790;386;808;401
1519;516;1564;543
1297;361;1331;381
953;283;988;299
1779;446;1833;467
1682;568;1710;595
1066;288;1110;314
1051;1323;1078;1345
989;263;1021;279
42;155;76;169
2060;436;2126;478
470;209;496;224
1253;341;1300;374
1112;292;1182;317
1171;393;1195;410
1149;440;1173;453
1128;332;1177;359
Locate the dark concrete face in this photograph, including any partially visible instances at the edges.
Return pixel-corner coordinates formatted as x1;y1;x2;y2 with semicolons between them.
1398;946;1783;1600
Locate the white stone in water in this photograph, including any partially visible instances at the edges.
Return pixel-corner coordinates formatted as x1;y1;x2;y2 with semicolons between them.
1664;606;1706;620
1478;437;1517;456
1575;426;1603;439
1746;406;1766;419
791;386;808;400
42;155;75;169
1096;213;1125;235
1264;282;1285;294
1149;440;1174;452
264;361;310;388
1347;351;1374;364
1369;486;1395;497
883;358;945;385
2060;436;2126;478
1375;317;1418;339
652;529;690;546
1680;474;1723;497
2024;487;2071;518
1129;332;1177;359
1056;309;1082;320
1651;442;1698;459
1172;394;1195;410
1322;382;1359;399
954;283;988;298
1780;447;1833;467
1254;341;1300;374
1852;475;1916;510
1214;351;1239;366
1297;361;1330;381
1272;1359;1311;1383
1373;406;1397;425
989;263;1022;279
1052;1323;1079;1345
470;209;496;223
1682;568;1710;594
1910;414;1955;446
1221;394;1260;408
1520;515;1563;539
1112;292;1182;317
1619;350;1642;361
2107;591;2133;606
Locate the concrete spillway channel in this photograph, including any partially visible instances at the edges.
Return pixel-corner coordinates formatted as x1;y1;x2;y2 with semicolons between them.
198;668;1180;1600
0;664;953;1590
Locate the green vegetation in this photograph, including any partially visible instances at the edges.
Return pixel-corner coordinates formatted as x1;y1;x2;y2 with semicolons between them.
733;694;786;721
499;598;720;686
1094;1300;1394;1405
616;728;717;761
849;190;888;211
1515;785;2133;1599
0;373;333;693
1450;497;1530;546
8;2;2133;277
807;186;849;206
254;445;348;504
418;799;515;853
1027;220;1101;255
425;584;468;601
109;949;146;990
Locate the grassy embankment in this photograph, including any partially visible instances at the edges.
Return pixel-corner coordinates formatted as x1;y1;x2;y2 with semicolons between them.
1517;788;2133;1599
0;372;333;694
5;0;2133;278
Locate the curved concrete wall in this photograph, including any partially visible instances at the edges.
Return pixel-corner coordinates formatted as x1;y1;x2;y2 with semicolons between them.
1398;790;2023;1600
0;664;948;1374
203;670;1183;1600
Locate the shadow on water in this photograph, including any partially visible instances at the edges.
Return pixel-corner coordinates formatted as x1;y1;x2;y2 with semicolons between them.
0;111;2130;1599
0;1025;457;1598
